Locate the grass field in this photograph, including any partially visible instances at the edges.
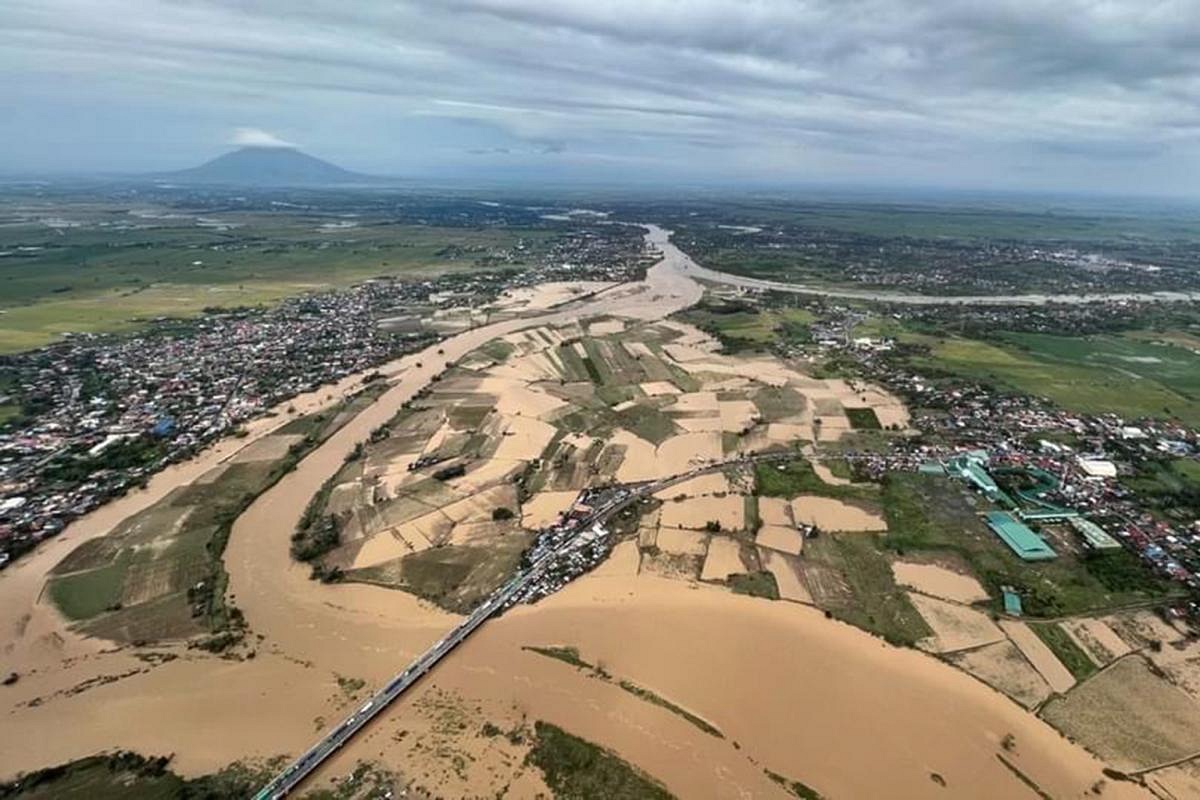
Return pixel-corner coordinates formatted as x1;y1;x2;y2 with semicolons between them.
1041;655;1200;771
754;458;878;504
1030;623;1098;681
677;306;814;352
843;407;881;430
802;533;932;647
917;332;1200;426
0;215;546;352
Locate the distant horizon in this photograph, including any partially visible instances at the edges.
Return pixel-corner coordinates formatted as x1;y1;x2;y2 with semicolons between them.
3;150;1200;208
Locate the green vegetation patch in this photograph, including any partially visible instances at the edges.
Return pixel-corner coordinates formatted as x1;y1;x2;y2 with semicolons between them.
728;570;780;600
1030;623;1098;681
844;406;881;430
0;753;182;800
751;385;807;422
1123;457;1200;521
765;769;824;800
526;721;675;800
478;339;516;363
617;680;724;738
677;303;815;353
0;219;545;353
523;645;598;673
804;533;932;647
46;398;377;645
346;532;532;614
47;555;131;620
0;752;287;800
916;333;1200;427
754;458;877;503
616;404;679;445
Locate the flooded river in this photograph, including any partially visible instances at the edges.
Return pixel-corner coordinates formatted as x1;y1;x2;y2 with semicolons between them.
0;229;1149;798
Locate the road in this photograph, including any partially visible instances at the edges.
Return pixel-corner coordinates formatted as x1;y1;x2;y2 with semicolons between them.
252;451;797;798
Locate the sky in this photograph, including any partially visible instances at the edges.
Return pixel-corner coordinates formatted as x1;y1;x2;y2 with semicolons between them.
1;0;1198;194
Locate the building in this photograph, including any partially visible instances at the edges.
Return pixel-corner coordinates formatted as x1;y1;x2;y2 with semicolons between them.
946;450;1012;505
984;511;1057;561
1077;457;1118;479
1069;516;1122;551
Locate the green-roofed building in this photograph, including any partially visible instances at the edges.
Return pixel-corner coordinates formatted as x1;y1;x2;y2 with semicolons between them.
945;451;1016;508
1069;517;1122;551
1002;589;1023;616
984;511;1057;561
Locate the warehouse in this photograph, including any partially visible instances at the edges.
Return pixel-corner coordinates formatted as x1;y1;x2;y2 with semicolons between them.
984;511;1057;561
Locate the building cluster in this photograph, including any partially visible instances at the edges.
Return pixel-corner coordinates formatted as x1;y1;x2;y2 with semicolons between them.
801;307;1200;607
0;224;648;570
505;485;635;607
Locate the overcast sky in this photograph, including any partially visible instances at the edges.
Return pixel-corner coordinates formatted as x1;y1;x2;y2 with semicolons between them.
2;0;1198;193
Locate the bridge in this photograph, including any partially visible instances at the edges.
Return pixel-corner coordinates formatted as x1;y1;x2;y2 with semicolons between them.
253;451;797;798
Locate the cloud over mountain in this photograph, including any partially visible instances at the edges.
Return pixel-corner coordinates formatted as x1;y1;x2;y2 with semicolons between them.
230;127;297;149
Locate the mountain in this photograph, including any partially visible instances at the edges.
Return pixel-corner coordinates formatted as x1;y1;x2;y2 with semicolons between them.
162;146;373;186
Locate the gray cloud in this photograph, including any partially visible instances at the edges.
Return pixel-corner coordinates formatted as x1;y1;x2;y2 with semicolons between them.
0;0;1197;192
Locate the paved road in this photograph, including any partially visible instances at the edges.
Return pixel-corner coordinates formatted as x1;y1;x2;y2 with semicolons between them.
251;451;800;798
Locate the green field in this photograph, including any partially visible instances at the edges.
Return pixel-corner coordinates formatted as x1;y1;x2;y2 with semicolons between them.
45;397;375;645
918;332;1200;426
728;570;780;600
1123;457;1200;521
754;457;879;505
1030;623;1099;681
677;305;814;352
0;212;546;352
667;196;1200;243
803;533;933;647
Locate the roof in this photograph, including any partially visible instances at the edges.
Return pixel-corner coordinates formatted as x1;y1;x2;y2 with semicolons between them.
1069;516;1122;550
984;511;1057;561
1077;457;1117;478
1002;590;1023;616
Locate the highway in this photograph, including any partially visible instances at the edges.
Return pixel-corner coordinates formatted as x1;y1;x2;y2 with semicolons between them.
253;452;796;798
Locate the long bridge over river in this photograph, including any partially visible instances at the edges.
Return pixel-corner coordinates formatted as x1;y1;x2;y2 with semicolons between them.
252;451;800;798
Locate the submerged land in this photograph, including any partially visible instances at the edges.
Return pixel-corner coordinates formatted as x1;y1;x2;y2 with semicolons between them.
2;187;1200;799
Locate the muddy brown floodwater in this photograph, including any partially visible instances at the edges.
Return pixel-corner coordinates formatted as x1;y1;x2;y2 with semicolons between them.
0;228;1149;799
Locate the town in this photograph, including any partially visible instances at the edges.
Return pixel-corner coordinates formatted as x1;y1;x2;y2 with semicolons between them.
0;221;648;570
719;288;1200;619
